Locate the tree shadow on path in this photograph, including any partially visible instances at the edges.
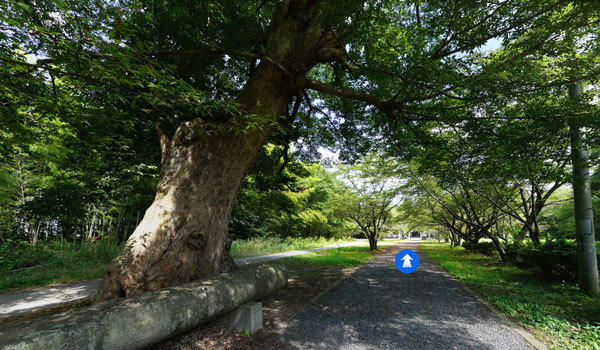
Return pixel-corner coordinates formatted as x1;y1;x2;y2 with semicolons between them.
278;247;533;350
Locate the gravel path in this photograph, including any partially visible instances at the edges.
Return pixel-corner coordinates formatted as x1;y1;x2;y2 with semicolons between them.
278;242;534;350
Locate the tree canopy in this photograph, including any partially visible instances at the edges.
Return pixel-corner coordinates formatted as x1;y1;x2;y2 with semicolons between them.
2;0;600;299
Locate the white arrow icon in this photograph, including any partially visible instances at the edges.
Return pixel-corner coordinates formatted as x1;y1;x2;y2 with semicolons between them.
401;254;413;268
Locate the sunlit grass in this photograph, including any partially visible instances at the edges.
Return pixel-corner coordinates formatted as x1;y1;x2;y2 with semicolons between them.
420;242;600;350
280;246;372;267
230;236;355;258
280;239;404;267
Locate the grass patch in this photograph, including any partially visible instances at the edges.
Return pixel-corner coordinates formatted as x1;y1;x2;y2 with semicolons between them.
280;246;372;267
420;242;600;350
230;236;355;258
0;241;121;292
279;240;404;267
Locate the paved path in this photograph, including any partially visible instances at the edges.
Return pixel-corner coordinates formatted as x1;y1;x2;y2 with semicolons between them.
0;239;367;322
0;279;101;322
278;241;533;350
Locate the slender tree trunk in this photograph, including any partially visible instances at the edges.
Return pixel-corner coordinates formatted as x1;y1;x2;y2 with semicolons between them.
97;0;344;301
100;214;106;238
114;207;125;241
154;122;171;166
516;222;530;243
517;199;545;244
373;229;378;250
531;216;540;244
489;234;507;262
106;216;113;245
373;224;379;250
87;212;97;242
32;220;41;247
122;210;131;243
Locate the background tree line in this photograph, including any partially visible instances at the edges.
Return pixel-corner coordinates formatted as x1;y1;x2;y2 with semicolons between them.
0;99;399;266
0;125;373;248
395;109;600;281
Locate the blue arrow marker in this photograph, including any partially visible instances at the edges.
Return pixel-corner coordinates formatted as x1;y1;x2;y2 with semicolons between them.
395;249;419;274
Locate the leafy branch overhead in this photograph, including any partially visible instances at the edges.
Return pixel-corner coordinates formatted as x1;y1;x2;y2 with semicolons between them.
2;0;600;136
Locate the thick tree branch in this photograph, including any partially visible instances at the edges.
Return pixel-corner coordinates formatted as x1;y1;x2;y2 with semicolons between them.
300;78;400;112
302;76;600;123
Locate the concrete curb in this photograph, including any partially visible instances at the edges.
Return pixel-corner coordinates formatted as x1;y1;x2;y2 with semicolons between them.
419;247;548;350
0;264;288;350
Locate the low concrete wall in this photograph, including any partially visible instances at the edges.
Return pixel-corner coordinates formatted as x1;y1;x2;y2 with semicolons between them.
0;264;288;350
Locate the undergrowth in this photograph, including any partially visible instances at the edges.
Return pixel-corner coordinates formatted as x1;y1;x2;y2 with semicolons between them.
0;240;121;292
230;236;354;258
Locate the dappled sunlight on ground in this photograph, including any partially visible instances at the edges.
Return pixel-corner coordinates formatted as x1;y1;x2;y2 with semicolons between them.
278;245;532;350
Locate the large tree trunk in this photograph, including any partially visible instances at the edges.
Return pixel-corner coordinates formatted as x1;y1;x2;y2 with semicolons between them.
97;0;347;301
97;118;274;300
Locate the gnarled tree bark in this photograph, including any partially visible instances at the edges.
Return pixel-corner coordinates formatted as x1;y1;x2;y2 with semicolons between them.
97;0;350;301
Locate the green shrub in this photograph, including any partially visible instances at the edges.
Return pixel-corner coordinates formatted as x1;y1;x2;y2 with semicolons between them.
461;241;475;251
462;241;498;256
0;240;57;271
505;240;600;282
0;240;122;291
